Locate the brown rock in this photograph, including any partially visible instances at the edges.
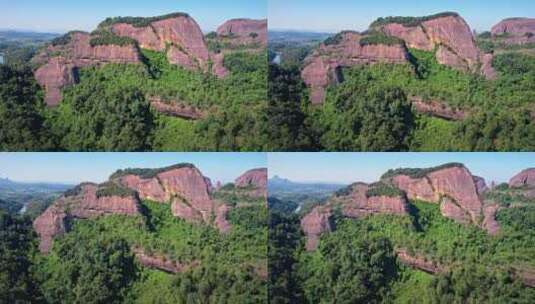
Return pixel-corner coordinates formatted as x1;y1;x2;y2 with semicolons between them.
148;96;204;120
301;206;332;251
509;168;535;188
440;196;471;224
387;164;483;224
133;247;199;273
473;176;489;195
410;96;467;120
235;168;267;198
171;199;203;223
301;31;409;104
482;204;501;235
491;18;535;36
33;183;141;253
380;23;434;51
166;45;197;70
33;31;140;105
215;204;232;233
395;248;444;274
216;19;267;46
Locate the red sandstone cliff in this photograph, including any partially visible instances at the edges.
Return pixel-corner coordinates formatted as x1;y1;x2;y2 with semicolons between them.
301;31;409;104
33;31;141;106
509;168;535;188
33;183;141;252
235;168;267;198
491;18;535;45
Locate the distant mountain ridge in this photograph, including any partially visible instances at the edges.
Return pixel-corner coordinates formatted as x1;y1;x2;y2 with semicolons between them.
268;175;345;194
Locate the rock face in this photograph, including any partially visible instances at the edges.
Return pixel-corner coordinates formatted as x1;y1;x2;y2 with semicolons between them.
385;164;483;224
482;204;501;235
33;13;231;106
216;19;267;46
473;176;489;194
301;206;332;251
133;247;199;274
33;32;141;105
301;31;409;104
33;183;141;252
301;182;409;250
110;14;210;69
375;13;496;79
509;168;535;188
410;97;467;120
492;18;535;35
395;248;444;274
235;168;268;198
115;164;219;224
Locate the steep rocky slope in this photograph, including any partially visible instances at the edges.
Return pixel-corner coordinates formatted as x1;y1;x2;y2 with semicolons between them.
302;12;498;104
509;168;535;188
301;182;409;250
33;163;238;253
300;163;511;251
301;31;410;104
33;31;141;105
235;168;267;198
33;182;141;252
491;18;535;45
32;12;231;106
216;18;268;46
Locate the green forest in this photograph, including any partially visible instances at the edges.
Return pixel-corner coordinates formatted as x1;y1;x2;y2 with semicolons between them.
1;193;267;303
269;199;535;303
268;44;535;151
0;45;267;151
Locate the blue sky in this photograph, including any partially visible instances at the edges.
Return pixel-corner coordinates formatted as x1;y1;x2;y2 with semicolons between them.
268;153;535;185
0;0;266;33
0;153;266;184
269;0;535;33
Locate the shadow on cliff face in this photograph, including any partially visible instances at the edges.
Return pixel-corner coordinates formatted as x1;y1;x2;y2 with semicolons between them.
406;202;424;232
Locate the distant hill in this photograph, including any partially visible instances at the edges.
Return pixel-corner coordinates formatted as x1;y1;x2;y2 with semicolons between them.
268;175;345;194
268;30;333;44
0;30;61;43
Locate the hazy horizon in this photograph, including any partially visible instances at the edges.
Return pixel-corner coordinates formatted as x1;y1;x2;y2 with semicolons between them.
268;153;535;185
269;0;535;33
0;0;267;33
0;153;266;185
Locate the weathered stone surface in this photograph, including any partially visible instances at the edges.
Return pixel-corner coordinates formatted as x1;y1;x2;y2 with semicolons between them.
482;204;501;235
148;97;204;120
235;168;267;198
387;165;483;224
166;45;197;70
170;199;203;223
440;197;471;224
410;96;467;120
211;52;230;78
395;248;444;274
33;31;140;105
133;247;199;273
301;206;332;251
33;183;141;253
216;19;267;46
491;18;535;36
215;204;232;234
301;31;409;104
473;176;489;194
376;14;496;79
333;183;409;218
509;168;535;187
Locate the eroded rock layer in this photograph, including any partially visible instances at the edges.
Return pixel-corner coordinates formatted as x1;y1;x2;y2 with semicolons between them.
301;31;409;104
235;168;268;198
33;183;141;252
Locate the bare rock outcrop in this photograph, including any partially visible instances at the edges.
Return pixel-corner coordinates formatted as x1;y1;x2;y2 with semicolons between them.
384;163;483;224
301;206;332;251
473;176;489;194
301;31;410;104
235;168;267;198
301;182;409;250
410;96;467;120
33;183;141;253
33;31;141;106
110;13;210;69
148;97;204;120
509;168;535;188
482;204;501;235
395;248;444;274
374;12;496;79
216;18;267;46
492;18;535;35
133;247;199;273
114;163;232;232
